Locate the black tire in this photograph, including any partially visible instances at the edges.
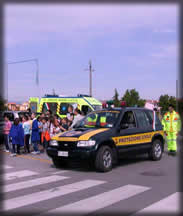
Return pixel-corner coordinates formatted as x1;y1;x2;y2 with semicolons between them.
148;139;163;161
95;146;113;172
52;158;68;168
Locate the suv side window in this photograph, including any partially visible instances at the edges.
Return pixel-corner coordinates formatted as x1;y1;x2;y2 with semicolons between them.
120;111;136;128
145;110;161;127
135;110;150;128
81;105;92;115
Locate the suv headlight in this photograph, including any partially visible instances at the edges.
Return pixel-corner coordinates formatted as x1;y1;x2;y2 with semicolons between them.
50;140;58;146
77;140;96;147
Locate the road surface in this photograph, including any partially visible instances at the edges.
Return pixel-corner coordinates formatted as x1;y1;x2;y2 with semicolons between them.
0;147;181;216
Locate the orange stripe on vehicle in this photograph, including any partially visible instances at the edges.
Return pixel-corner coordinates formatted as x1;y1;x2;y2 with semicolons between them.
53;137;78;142
78;128;109;141
113;131;164;146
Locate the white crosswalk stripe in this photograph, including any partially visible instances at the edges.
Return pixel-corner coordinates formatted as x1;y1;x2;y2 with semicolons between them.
3;179;106;211
135;192;181;214
51;170;69;175
42;184;150;215
3;175;69;193
2;165;180;214
2;165;13;169
3;170;38;181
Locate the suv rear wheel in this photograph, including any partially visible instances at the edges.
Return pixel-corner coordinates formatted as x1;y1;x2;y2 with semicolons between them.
148;139;163;161
95;146;113;172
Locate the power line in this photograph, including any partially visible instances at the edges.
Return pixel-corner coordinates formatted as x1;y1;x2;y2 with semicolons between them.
6;58;39;102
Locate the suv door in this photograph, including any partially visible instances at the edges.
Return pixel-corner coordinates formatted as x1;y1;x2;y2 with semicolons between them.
116;110;142;154
144;110;163;131
134;109;153;133
133;109;154;150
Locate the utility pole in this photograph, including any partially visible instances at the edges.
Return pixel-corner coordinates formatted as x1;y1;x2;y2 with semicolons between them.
52;89;56;95
85;60;95;96
176;79;178;112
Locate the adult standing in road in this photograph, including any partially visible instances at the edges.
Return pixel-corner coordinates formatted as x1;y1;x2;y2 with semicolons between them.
67;105;74;122
40;113;45;118
31;113;40;154
48;116;55;138
59;117;69;132
22;115;31;153
9;118;24;156
70;108;84;129
3;115;12;152
161;104;181;156
41;117;49;151
37;116;43;145
28;114;32;147
52;119;61;136
46;110;52;118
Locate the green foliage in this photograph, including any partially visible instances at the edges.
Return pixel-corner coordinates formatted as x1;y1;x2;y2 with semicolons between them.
138;99;146;107
158;94;176;114
121;89;145;107
112;88;120;107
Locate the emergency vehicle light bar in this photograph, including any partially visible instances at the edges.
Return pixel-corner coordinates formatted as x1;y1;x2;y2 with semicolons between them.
121;101;126;107
77;94;91;97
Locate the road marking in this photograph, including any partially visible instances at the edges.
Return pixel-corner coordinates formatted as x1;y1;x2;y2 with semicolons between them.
136;192;181;214
51;171;69;175
4;179;106;211
16;154;52;164
3;175;69;193
1;150;52;164
43;184;150;215
3;170;38;181
2;165;13;169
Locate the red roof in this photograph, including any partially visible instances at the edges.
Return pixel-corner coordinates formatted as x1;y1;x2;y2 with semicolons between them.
8;102;16;105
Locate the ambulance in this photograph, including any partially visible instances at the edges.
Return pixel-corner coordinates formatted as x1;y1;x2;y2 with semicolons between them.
29;94;102;118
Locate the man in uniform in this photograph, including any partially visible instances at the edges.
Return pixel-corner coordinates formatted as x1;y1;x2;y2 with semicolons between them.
161;104;181;156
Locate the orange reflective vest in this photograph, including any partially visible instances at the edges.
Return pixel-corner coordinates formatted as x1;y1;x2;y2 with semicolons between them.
100;116;107;127
161;111;181;133
41;131;51;143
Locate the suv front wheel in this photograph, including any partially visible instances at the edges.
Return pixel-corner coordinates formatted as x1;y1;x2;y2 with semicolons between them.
148;139;163;161
95;146;113;172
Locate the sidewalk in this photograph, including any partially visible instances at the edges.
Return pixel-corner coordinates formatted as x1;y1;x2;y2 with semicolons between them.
0;144;52;162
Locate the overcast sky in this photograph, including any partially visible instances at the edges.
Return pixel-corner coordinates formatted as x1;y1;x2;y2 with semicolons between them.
4;4;178;102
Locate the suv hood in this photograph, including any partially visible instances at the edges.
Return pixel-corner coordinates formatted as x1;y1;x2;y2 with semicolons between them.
52;128;109;141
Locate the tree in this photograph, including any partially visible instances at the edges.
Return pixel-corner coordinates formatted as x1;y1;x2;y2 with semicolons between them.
158;94;176;114
112;88;120;107
138;99;146;107
121;89;145;107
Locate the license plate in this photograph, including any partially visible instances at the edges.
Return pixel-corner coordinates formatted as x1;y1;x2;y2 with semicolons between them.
58;151;68;157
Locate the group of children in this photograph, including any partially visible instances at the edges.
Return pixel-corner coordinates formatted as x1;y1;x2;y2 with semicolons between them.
3;105;84;156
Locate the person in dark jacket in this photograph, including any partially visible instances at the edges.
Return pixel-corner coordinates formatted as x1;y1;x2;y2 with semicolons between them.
9;118;24;156
31;113;40;154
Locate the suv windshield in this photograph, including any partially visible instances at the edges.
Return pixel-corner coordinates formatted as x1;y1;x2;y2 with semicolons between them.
74;111;120;129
